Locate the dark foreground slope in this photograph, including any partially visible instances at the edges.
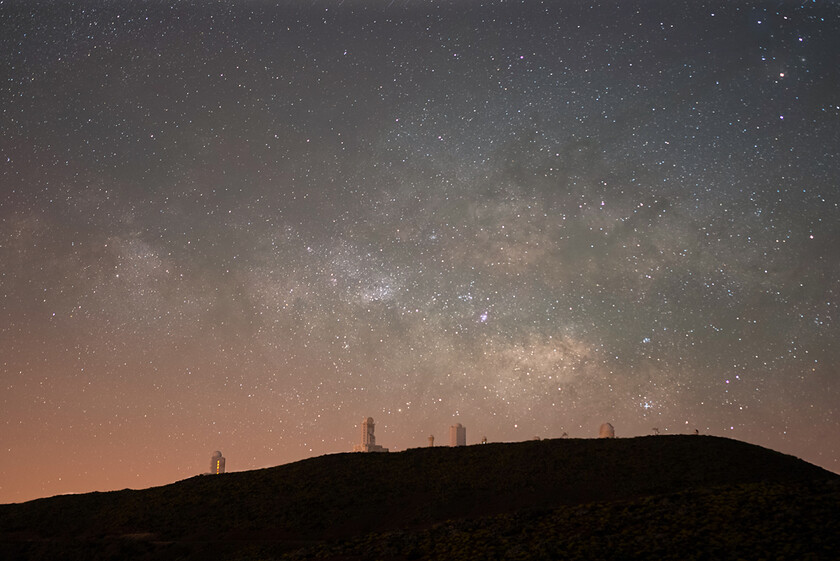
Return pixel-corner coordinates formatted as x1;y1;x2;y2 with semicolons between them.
1;436;838;560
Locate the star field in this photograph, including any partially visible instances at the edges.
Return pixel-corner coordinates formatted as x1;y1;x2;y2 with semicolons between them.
1;0;839;503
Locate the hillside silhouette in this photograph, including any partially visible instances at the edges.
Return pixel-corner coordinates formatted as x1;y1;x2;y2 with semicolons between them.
1;435;838;560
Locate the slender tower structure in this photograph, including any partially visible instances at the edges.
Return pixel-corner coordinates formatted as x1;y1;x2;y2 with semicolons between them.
361;417;376;448
210;451;226;474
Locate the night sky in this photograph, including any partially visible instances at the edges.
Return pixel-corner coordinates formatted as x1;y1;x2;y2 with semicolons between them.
2;0;839;504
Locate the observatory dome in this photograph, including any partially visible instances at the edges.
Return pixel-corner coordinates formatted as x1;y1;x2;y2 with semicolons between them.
599;423;615;438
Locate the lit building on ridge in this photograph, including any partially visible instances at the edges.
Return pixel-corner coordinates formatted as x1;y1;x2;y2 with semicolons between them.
210;451;226;474
353;417;389;452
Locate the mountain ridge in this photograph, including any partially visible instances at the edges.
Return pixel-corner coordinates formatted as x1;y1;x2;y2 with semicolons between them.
1;435;837;560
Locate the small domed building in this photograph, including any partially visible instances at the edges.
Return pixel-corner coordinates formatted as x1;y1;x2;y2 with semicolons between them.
599;423;615;438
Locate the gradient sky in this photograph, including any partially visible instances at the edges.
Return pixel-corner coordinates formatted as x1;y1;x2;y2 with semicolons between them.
2;0;838;504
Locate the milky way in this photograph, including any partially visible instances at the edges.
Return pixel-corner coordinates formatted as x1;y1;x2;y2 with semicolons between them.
2;0;838;503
